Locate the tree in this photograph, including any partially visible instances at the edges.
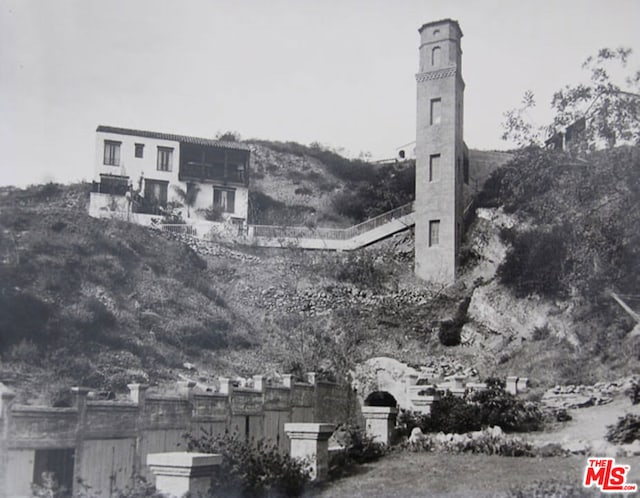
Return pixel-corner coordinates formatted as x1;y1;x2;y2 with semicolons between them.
502;47;640;150
172;182;200;218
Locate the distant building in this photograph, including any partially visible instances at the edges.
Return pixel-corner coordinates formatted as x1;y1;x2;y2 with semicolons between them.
89;126;250;232
414;19;468;284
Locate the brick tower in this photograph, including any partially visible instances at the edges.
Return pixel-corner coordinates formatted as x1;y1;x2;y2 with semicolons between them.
414;19;465;284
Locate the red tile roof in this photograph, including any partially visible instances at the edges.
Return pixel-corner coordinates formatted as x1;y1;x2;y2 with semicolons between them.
96;125;250;151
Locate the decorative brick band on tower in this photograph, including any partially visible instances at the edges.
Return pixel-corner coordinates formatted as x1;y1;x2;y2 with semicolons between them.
415;19;465;284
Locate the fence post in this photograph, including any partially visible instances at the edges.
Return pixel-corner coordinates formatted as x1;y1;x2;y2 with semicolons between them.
284;423;335;482
0;384;16;498
128;384;149;477
361;406;398;445
71;387;90;495
147;452;221;497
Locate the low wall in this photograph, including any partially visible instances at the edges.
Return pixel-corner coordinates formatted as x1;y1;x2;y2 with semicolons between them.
0;375;354;498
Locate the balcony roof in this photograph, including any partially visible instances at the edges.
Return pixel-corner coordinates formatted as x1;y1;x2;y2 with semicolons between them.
96;125;251;152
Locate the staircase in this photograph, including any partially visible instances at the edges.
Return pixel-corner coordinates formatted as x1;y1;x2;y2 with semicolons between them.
248;202;415;250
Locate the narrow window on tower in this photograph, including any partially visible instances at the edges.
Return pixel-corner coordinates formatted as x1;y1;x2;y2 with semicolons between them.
429;220;440;247
432;46;441;66
430;98;441;125
429;154;440;182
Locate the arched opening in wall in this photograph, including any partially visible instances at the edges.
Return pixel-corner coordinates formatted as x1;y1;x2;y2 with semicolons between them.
364;391;398;407
432;46;441;66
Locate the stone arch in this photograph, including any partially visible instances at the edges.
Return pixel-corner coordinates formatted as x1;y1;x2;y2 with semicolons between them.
364;390;398;407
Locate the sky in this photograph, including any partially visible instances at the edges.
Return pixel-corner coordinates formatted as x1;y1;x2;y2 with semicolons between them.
1;0;638;187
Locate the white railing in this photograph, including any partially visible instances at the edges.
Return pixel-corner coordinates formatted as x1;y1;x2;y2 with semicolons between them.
160;224;198;236
251;202;414;241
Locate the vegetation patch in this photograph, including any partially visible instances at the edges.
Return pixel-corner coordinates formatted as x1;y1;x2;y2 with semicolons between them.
184;430;311;497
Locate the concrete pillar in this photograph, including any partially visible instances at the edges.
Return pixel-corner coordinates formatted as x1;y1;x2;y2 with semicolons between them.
506;376;519;395
177;380;196;399
128;383;149;406
218;377;233;395
252;375;265;392
282;374;293;388
361;406;398;445
410;393;440;415
284;423;335;482
0;384;16;498
305;372;317;386
147;452;221;498
128;384;149;476
71;387;90;495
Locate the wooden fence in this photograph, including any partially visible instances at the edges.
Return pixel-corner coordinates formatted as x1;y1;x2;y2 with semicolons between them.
0;375;355;497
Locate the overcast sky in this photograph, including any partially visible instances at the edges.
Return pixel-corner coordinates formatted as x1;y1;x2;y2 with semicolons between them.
1;0;638;187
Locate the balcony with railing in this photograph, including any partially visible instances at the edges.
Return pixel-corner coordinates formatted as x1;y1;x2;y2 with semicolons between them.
179;161;246;185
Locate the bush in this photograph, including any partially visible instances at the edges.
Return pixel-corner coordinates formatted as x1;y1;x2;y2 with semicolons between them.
497;226;570;298
198;205;224;222
324;252;385;289
426;393;482;434
606;414;640;444
329;424;386;478
184;430;310;497
406;427;538;457
471;378;543;432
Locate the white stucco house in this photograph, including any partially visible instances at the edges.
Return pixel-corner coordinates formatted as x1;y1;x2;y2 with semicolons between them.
89;125;251;234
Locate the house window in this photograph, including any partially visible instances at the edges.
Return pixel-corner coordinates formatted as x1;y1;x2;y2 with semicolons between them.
144;179;168;208
429;220;440;247
103;140;121;166
157;147;173;172
430;98;441;125
429;154;440;182
432;46;441;66
213;187;235;213
135;143;144;158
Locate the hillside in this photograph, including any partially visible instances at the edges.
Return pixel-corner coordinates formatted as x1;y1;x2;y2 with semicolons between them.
1;141;637;404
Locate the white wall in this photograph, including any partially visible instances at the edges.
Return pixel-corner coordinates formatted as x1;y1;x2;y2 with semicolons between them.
94;131;248;222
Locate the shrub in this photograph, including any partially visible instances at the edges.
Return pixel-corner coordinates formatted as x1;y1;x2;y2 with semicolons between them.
471;377;543;432
324;252;385;290
294;186;313;196
396;409;429;439
497;226;570;298
426;393;481;434
405;427;538;457
184;430;310;497
627;380;640;405
606;414;640;444
0;290;53;351
198;205;224;222
329;424;386;478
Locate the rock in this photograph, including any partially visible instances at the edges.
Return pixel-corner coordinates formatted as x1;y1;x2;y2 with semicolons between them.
408;427;425;444
562;439;590;455
622;440;640;456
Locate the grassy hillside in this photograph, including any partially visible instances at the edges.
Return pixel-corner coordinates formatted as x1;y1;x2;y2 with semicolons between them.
247;140;415;227
468;145;640;383
2;141;635;404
